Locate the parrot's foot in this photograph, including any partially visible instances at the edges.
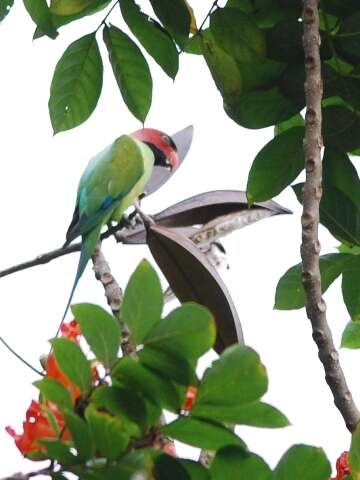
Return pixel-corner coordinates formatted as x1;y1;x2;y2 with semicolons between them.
134;201;155;227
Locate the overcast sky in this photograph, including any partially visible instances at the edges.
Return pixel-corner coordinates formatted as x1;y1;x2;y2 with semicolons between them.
0;1;359;476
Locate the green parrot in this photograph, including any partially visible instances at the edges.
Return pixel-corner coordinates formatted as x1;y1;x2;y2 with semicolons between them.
61;128;179;326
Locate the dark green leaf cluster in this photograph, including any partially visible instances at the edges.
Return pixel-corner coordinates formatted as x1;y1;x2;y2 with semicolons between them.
27;260;329;479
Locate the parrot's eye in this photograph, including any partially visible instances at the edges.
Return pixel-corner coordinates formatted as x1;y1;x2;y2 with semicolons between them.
161;134;177;151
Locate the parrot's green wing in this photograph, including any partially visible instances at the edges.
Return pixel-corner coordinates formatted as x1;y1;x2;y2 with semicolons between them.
65;135;145;245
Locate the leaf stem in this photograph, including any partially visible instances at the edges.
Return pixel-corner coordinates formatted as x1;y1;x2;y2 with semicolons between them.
301;0;360;432
0;336;44;376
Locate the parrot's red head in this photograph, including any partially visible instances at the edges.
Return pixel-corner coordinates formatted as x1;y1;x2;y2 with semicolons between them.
131;128;180;171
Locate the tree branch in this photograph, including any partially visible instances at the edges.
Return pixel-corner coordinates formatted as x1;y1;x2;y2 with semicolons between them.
91;245;135;357
301;0;360;432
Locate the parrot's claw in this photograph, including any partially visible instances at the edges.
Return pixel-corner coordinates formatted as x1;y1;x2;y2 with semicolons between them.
134;201;155;227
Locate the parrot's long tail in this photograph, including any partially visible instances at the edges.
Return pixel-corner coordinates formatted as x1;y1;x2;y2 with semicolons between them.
54;224;103;339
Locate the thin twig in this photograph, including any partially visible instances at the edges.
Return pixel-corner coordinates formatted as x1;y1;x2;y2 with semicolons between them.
91;245;135;357
301;0;360;432
0;337;43;376
0;467;53;480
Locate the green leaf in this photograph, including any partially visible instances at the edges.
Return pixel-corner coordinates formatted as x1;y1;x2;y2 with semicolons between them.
63;411;94;460
274;444;331;480
122;260;163;345
275;253;352;310
34;0;110;38
247;127;304;203
179;460;211;480
341;320;360;349
154;454;191;480
33;377;73;411
323;149;360;210
120;0;178;79
293;183;360;246
211;446;272;480
71;303;120;367
266;19;303;63
275;113;304;136
91;385;146;434
192;401;290;428
23;0;58;39
51;338;92;394
210;7;266;63
49;33;103;134
0;0;14;21
149;0;190;47
322;105;360;152
40;439;78;465
138;346;197;386
228;86;303;129
50;0;93;15
85;405;129;460
201;30;242;107
197;345;268;406
350;424;360;476
103;24;152;124
239;58;285;93
342;255;360;320
144;303;216;360
162;417;246;451
335;12;360;64
111;356;181;411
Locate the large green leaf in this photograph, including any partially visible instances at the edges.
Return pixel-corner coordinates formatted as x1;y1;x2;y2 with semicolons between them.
50;0;93;15
51;338;92;394
266;19;303;63
350;424;360;476
275;253;352;310
192;401;290;428
179;460;211;480
91;385;146;435
197;345;268;406
34;0;110;38
162;417;246;451
239;58;285;93
211;446;272;480
138;346;197;386
322;105;360;152
247;127;304;203
63;411;95;460
39;439;78;465
143;303;215;360
341;320;360;349
335;12;360;64
228;87;303;129
274;444;331;480
342;255;360;320
293;183;360;246
103;24;152;123
49;33;103;134
111;356;181;411
120;0;178;79
323;148;360;210
149;0;190;47
85;405;129;460
154;455;191;480
23;0;58;39
210;7;266;63
71;303;120;367
33;377;73;411
122;260;163;345
201;30;242;108
0;0;14;21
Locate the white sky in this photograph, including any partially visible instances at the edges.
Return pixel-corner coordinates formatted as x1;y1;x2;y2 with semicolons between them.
0;1;359;476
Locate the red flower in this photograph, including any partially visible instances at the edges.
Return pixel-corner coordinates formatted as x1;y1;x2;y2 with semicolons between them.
331;451;350;480
6;400;70;457
45;353;81;402
60;319;81;342
181;385;198;412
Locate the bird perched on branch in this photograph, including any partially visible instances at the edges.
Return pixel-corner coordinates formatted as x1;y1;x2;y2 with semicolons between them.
61;128;179;325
